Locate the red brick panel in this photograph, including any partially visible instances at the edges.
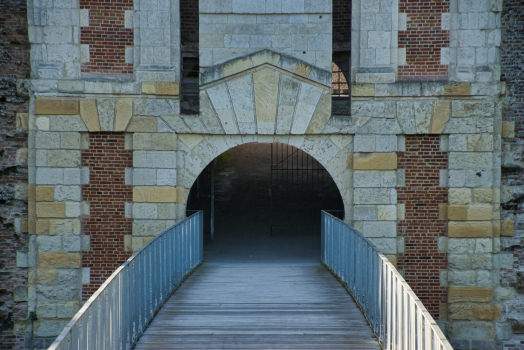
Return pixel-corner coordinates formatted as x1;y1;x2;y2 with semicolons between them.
81;133;132;300
80;0;133;76
397;135;448;318
398;0;450;80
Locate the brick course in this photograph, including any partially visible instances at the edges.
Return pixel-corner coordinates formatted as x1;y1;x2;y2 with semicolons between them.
80;0;134;76
0;0;30;348
398;0;450;80
81;133;132;300
397;135;448;318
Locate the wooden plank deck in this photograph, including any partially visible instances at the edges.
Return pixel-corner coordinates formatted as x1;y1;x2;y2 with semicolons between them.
134;263;380;350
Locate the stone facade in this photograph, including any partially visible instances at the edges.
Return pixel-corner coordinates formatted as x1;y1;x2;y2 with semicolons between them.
1;0;523;349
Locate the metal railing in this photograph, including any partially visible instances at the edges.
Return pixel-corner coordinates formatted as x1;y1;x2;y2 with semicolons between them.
321;211;453;350
49;211;204;350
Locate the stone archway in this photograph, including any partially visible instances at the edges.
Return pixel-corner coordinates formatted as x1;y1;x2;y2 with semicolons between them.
177;134;354;222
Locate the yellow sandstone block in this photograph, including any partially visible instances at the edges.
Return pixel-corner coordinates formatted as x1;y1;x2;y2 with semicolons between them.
133;187;177;203
353;153;397;170
114;99;133;131
444;83;470;96
473;304;500;321
448;221;493;237
439;204;448;219
36;186;54;202
448;287;493;303
79;99;100;132
447;205;467;221
36;202;66;218
430;101;451;134
501;219;515;237
156;82;180;96
294;62;312;78
37;252;81;269
467;204;493;221
502;121;515;138
35;98;79;115
36;220;50;235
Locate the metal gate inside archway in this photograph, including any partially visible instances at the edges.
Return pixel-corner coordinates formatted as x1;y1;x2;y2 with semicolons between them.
270;142;343;237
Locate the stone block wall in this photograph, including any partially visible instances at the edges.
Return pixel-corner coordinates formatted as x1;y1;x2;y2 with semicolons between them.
199;0;333;71
0;0;31;348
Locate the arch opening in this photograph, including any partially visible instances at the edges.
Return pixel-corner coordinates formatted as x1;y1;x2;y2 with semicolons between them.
186;142;344;263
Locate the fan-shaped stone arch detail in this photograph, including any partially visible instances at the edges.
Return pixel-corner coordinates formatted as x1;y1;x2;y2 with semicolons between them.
198;50;333;135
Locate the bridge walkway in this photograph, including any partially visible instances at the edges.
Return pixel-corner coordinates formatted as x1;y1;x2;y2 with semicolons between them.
134;262;380;350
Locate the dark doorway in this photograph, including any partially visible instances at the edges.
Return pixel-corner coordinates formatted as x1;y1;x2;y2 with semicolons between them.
186;143;344;263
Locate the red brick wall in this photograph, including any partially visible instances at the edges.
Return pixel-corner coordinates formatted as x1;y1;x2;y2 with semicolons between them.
397;135;448;318
80;0;134;77
333;0;352;52
0;0;30;348
81;133;132;300
398;0;450;80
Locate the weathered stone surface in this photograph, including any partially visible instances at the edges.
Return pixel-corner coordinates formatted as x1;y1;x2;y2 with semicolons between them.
97;99;116;131
50;115;89;132
35;98;79;115
37;269;57;285
448;221;493;237
115;99;133;131
473;305;500;321
47;150;81;167
306;91;331;134
448;287;493;303
37;252;81;269
502;121;515;138
133;187;178;203
430;101;451;134
449;304;472;320
353;153;397;170
294;61;312;78
472;188;492;203
448;205;468;221
36;202;66;218
501;219;515;237
79;99;100;131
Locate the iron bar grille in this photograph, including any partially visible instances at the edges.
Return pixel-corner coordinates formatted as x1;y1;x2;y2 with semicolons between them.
332;61;349;98
270;142;343;236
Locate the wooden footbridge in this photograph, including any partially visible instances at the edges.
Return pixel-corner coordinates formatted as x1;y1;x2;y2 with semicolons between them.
49;212;453;350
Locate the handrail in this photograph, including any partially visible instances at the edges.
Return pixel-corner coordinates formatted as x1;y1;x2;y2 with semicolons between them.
321;211;453;350
48;211;204;350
